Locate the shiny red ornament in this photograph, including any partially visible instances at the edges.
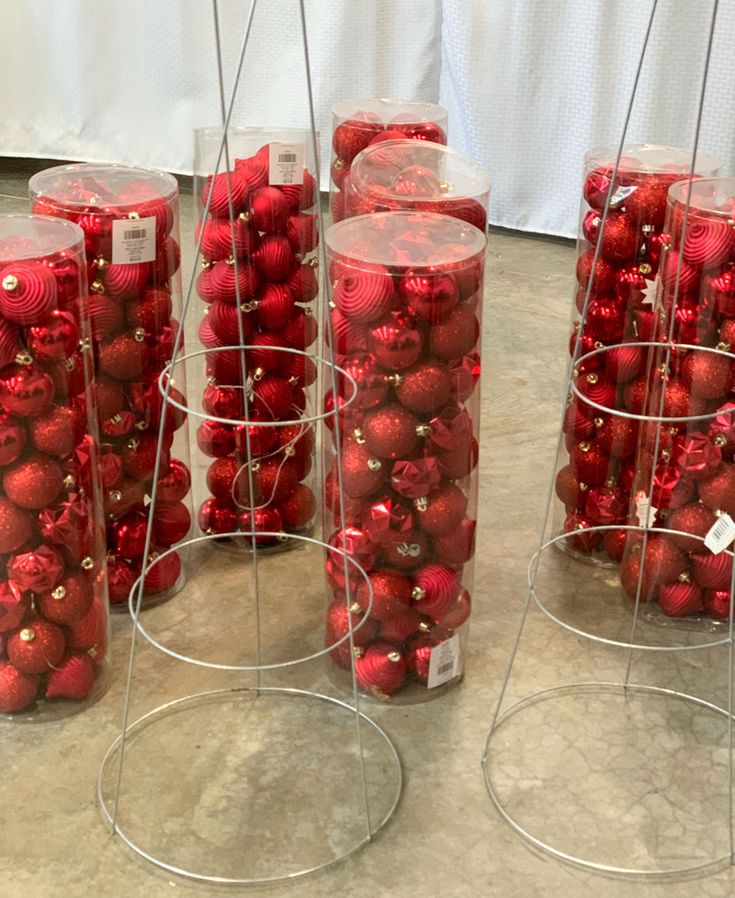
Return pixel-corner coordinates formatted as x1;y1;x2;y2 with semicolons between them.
417;482;467;537
0;581;29;634
0;261;57;324
404;630;444;683
427;405;473;454
233;413;278;459
575;248;616;294
708;402;735;455
152;502;190;547
0;661;38;713
200;169;249;218
674;432;722;480
202;382;245;421
112;510;149;558
367;311;422;370
37;573;94;625
334;265;394;323
706;266;735;316
362;495;415;548
157;459;191;504
197;420;234;458
236;507;284;546
94;378;125;421
107;555;138;606
603;528;628;562
124;433;169;481
333;115;383;164
392;164;442;197
27;310;78;361
7;619;65;675
691;552;733;591
400;268;459;323
412;562;461;618
0;364;54;418
0;413;25;466
252;235;295;282
144;550;181;594
650;461;694;510
583;298;626;343
381;530;431;570
339;352;389;410
555;464;585;507
395;361;452;415
105;478;147;519
326;526;379;592
391;455;442;499
197;498;238;536
683;218;734;268
447;352;481;402
356;569;412;621
361;403;419;459
615;264;649;307
3;454;63;510
255;283;295;330
582;209;602;244
667;502;717;552
703;589;731;619
278;483;316;529
585;485;626;525
583;167;627;212
563;512;602;553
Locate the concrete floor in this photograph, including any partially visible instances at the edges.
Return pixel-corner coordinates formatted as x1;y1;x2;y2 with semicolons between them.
2;158;735;896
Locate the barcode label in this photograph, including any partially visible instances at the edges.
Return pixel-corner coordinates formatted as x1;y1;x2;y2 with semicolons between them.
705;513;735;554
112;216;156;264
269;142;304;186
427;633;461;689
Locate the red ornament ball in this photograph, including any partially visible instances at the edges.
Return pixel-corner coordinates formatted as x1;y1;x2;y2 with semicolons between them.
0;364;54;418
45;653;95;700
0;413;26;466
603;528;628;563
356;569;413;621
0;661;39;713
417;482;467;537
691;551;732;591
658;581;704;618
394;362;452;415
3;454;63;509
0;261;57;324
152;501;191;547
361;403;419;459
570;440;610;486
107;556;139;606
667;502;717;552
29;404;84;458
428;304;479;360
367;311;423;371
340;438;386;499
355;642;406;697
252;235;295;282
37;573;94;625
433;517;477;566
144;550;181;594
7;620;65;674
334;266;395;323
197;420;234;458
400;268;459;323
599;212;640;263
197;498;238;536
699;466;735;516
412;562;461;618
156;459;191;504
681;352;733;400
278;483;316;530
99;333;148;381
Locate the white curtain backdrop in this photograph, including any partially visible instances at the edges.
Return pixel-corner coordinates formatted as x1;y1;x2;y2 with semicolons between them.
2;0;733;237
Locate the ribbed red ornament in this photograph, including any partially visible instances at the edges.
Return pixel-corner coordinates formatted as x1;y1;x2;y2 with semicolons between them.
255;283;295;330
355;642;406;697
605;342;644;384
658;582;704;617
682;219;734;268
691;552;733;590
334;266;395;323
252;235;295;282
66;597;107;659
197;214;256;261
200;170;250;218
286;263;319;303
251;375;294;420
0;261;57;324
45;653;95;700
286;213;318;255
197;259;260;304
152;501;191;547
412;562;460;618
144;550;181;594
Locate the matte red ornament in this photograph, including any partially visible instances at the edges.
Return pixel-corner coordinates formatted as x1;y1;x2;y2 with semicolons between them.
660;250;701;293
334;266;394;323
355;642;406;697
197;259;260;304
94;379;125;422
400;268;459;323
570;441;610;486
280;170;317;213
278;483;316;529
157;459;191;504
699;466;735;515
417;482;467;537
412;562;460;618
100;261;151;300
691;551;733;590
244;332;289;372
67;597;107;658
435;587;471;630
563;404;594;440
279;309;317;351
703;589;731;619
234;150;269;190
3;454;63;509
255;283;295;330
197;214;256;261
7;619;65;674
197;420;234;458
124;433;168;481
576;248;616;294
367;311;422;370
286;213;318;255
379;607;423;644
667;502;717;552
658;581;704;617
107;555;138;606
154;235;181;282
0;364;54;418
356;569;412;621
45;653;95;700
395;361;452;415
0;261;57;324
0;318;19;368
144;550;181;594
434;518;476;567
200;169;249;218
563;512;602;553
605;342;644;384
104;478;146;519
437;436;479;480
576;371;616;414
625;176;669;228
197;498;238;536
37;573;94;625
152;501;190;547
0;661;38;713
286;262;319;303
555;464;585;507
252;235;295;282
236;506;284;546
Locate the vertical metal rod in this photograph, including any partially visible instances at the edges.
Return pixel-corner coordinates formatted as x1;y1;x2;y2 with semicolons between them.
488;0;661;737
623;0;720;688
298;0;374;838
110;0;259;830
212;0;264;688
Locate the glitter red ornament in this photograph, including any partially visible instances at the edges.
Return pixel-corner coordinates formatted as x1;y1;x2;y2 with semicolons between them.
0;661;39;713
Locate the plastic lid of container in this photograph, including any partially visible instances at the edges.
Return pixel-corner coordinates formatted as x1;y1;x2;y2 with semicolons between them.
332;97;448;125
0;214;84;261
668;177;735;216
326;211;485;271
29;163;178;208
585;144;721;177
349;139;491;205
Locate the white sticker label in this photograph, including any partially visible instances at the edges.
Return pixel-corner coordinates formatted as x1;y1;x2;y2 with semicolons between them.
704;513;735;555
634;491;657;528
269;143;304;186
111;216;156;265
427;633;461;689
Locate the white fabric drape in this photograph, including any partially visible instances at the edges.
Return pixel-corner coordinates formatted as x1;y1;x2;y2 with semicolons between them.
2;0;734;237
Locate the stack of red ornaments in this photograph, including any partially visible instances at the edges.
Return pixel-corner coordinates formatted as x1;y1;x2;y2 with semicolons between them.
0;217;109;715
324;212;485;699
194;142;319;543
30;166;192;606
330;100;448;224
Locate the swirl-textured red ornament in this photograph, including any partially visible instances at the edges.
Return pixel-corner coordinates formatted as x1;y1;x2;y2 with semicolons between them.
197;214;256;261
704;589;730;619
682;219;734;268
45;653;96;700
334;266;395;323
0;261;57;324
658;582;704;617
412;562;460;618
355;642;406;697
691;551;732;591
200;170;249;218
252;235;295;282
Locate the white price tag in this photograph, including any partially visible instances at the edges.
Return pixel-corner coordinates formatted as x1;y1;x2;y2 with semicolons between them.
111;216;156;265
269;143;304;186
634;492;658;528
427;633;461;689
704;513;735;555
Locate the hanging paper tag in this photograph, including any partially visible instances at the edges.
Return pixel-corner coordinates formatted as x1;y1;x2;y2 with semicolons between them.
704;513;735;555
427;633;460;689
111;216;156;265
634;491;657;528
269;143;304;186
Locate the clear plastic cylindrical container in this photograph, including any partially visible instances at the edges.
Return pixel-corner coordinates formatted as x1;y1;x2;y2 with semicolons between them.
323;211;486;702
192;128;320;548
0;215;110;719
619;177;735;628
553;145;721;563
330;98;448;224
344;139;489;230
29;165;192;610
